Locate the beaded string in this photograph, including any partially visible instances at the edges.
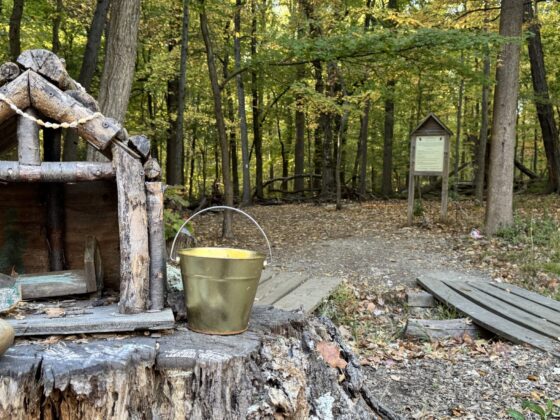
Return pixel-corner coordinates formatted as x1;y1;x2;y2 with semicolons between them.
0;91;102;129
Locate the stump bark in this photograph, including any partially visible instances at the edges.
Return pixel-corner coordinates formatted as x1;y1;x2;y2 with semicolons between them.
0;307;383;419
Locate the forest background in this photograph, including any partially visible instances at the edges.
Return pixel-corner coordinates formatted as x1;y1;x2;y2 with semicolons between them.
1;0;559;237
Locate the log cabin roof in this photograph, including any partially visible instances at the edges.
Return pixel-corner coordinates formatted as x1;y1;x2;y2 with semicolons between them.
0;50;122;157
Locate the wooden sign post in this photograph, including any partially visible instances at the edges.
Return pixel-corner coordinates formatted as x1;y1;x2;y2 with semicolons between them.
407;113;453;225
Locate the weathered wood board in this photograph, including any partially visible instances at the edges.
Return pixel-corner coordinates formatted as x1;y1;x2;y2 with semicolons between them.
273;276;343;313
254;271;308;306
417;271;560;357
7;304;175;336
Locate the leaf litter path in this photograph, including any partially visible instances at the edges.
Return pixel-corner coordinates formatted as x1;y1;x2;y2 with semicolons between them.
193;201;560;419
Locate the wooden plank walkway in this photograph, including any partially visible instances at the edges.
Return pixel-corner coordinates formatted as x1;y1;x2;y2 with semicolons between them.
417;271;560;357
255;269;343;313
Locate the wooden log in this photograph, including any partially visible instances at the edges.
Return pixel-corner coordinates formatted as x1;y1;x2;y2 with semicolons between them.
0;62;20;86
84;236;103;294
0;320;14;357
146;182;166;310
129;135;151;160
65;89;100;112
16;270;89;299
0;307;379;419
144;158;162;181
0;70;30;126
404;318;481;341
16;49;77;90
407;291;435;307
0;161;115;182
28;71;120;152
113;145;150;314
17;108;40;165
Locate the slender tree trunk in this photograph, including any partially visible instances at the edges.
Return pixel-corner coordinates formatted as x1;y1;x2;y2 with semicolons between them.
336;108;350;210
381;81;395;196
475;46;491;203
88;0;141;161
380;0;397;197
485;0;524;235
166;77;180;182
234;0;252;205
312;61;324;191
64;0;111;161
52;0;63;54
9;0;24;61
251;0;263;200
525;1;560;192
167;0;190;186
200;2;233;237
454;54;465;197
358;100;371;195
228;94;240;200
294;65;306;194
78;0;111;90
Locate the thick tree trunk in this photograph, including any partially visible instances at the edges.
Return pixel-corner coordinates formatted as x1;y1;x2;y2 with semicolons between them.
88;0;141;161
64;0;111;162
9;0;24;61
0;308;381;419
200;2;233;238
525;1;560;192
234;0;252;205
485;0;524;235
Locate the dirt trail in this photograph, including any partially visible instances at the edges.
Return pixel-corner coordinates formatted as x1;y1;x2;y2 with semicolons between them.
193;202;560;419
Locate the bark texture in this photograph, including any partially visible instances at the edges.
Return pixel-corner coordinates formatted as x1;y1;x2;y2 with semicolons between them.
146;182;167;311
0;307;379;419
525;1;560;192
485;0;523;235
113;145;150;314
0;161;115;182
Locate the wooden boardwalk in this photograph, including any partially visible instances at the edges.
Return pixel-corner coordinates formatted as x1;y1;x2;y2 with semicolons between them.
254;268;343;313
418;271;560;357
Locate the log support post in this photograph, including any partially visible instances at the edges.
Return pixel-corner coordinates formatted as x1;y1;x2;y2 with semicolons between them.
146;182;166;310
17;108;40;165
113;145;150;314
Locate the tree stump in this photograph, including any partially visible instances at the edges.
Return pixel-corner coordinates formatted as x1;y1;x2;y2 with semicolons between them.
0;307;384;419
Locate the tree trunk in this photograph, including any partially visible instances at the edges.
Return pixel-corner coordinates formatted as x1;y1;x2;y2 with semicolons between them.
358;100;371;195
64;0;111;162
454;54;465;197
381;81;395;197
200;2;233;238
234;0;252;205
336;108;350;210
475;43;491;203
251;0;263;200
9;0;24;61
485;0;524;235
165;77;180;184
294;67;306;194
525;1;560;192
0;308;382;419
167;0;190;186
88;0;141;161
52;0;63;54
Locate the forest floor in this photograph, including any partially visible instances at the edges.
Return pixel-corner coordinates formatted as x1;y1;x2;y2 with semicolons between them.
194;195;560;419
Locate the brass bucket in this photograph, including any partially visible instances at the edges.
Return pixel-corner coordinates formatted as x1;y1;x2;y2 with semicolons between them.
170;206;272;335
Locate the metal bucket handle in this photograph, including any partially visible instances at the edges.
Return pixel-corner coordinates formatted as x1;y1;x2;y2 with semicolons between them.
169;205;273;265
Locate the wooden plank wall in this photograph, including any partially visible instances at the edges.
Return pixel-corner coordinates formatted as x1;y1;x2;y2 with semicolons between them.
0;181;121;290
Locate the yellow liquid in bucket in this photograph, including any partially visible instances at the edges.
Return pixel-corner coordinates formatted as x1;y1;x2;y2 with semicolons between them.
179;247;263;260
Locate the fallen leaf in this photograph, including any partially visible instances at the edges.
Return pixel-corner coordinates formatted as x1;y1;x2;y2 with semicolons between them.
45;308;65;318
527;374;538;382
316;341;348;369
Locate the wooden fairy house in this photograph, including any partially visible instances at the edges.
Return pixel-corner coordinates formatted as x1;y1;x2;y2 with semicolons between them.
0;49;168;325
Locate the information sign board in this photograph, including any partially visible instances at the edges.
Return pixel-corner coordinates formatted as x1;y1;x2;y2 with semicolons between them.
414;136;445;173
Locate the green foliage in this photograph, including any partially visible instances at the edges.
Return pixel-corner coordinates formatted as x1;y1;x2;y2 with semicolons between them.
497;213;560;250
508;399;560;420
413;199;424;217
163;187;193;241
